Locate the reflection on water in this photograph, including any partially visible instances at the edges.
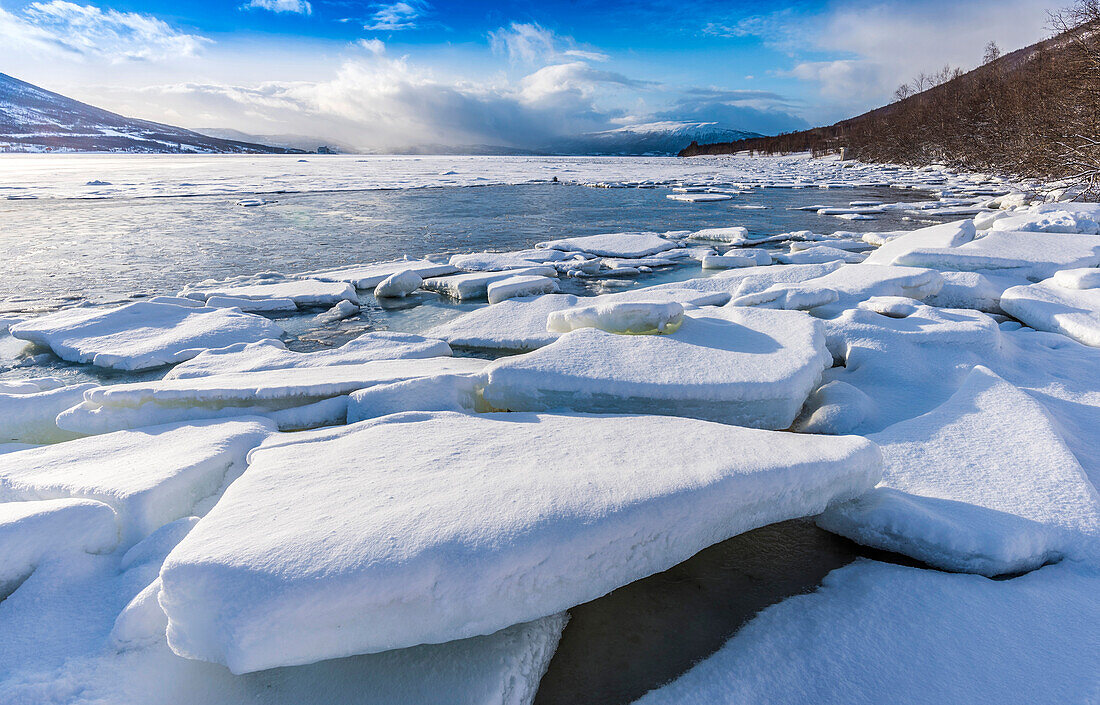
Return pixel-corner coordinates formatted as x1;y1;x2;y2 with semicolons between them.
535;519;923;705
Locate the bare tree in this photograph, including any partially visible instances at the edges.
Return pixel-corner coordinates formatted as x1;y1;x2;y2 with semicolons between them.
983;41;1002;64
893;84;914;102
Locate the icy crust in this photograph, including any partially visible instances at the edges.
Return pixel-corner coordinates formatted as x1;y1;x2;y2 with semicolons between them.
0;419;274;546
482;307;831;428
421;267;558;300
10;302;284;371
487;275;560;304
0;383;97;444
164;333;451;379
535;232;677;258
818;367;1100;576
0;498;118;587
180;279;357;308
57;358;488;435
1001;278;1100;347
895;230;1100;280
158;411;880;672
633;560;1100;705
302;260;459;289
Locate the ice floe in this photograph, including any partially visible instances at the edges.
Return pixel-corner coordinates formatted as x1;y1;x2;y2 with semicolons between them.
421;267;558;300
373;270;423;298
546;300;684;335
0;418;273;546
0;498;118;592
487;275;560;304
165;332;451;379
482;307;830;428
304;260;459;289
158;411;879;672
818;366;1100;575
10;302;284;371
1001;276;1100;347
0;383;97;444
536;232;677;258
180;278;357;308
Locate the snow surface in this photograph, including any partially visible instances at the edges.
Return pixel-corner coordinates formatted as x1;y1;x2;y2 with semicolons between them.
1001;277;1100;347
634;560;1100;705
546;300;685;335
0;498;118;589
482;307;831;428
165;332;451;379
818;366;1100;575
0;418;273;546
57;358;487;435
487;275;560;304
10;301;284;371
0;383;97;444
159;411;879;672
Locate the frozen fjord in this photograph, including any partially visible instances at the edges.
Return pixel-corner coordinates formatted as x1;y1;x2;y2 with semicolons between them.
0;153;1099;705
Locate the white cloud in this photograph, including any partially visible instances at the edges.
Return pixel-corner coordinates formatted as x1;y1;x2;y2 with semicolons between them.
364;1;428;31
244;0;312;15
357;38;385;55
489;22;609;64
0;1;209;62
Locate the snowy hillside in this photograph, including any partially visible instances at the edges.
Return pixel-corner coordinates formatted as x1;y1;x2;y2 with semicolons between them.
0;73;300;154
546;121;763;156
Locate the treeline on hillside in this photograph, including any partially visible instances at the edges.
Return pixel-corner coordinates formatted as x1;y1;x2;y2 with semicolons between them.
681;1;1100;197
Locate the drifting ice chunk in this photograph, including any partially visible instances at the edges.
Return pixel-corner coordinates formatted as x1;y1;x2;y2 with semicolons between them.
536;232;677;258
792;381;875;435
427;294;580;351
10;302;284;371
0;418;273;546
181;279;357;308
818;367;1100;575
0;383;97;444
373;270;423;298
0;498;118;588
666;193;732;202
1001;278;1100;347
205;296;297;312
729;248;772;265
774;246;864;265
701;254;755;270
58;358;488;435
862;219;976;265
634;560;1099;705
421;267;558;300
0;376;66;394
483;307;831;428
449;249;567;271
546;301;685;335
165;333;451;379
487;275;560;304
158;411;880;672
316;300;360;323
690;227;749;244
303;260;459;289
896;230;1100;280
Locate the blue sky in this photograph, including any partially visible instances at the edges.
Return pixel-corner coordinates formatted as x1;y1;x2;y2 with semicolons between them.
0;0;1055;150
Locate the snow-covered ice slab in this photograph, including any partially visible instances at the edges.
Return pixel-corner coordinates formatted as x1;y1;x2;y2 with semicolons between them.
487;275;560;304
205;296;297;313
690;226;749;244
165;333;451;380
159;411;880;672
180;279;357;308
649;262;844;299
427;294;580;351
421;267;557;300
0;498;118;589
989;207;1100;235
0;419;274;546
666;193;732;203
373;270;422;299
303;260;458;289
818;367;1100;576
10;302;284;371
536;232;677;258
738;264;943;317
862;219;976;265
1001;278;1100;347
0;383;97;444
482;307;831;428
633;560;1099;705
57;358;488;435
896;230;1100;280
774;246;865;265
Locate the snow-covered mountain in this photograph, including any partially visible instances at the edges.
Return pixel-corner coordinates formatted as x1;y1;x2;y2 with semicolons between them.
0;73;300;154
544;121;764;156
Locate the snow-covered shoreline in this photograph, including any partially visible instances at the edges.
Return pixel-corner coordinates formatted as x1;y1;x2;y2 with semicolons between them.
1;153;1098;704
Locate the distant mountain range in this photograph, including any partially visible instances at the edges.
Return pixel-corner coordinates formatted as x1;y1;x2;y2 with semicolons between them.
0;73;301;154
0;72;761;156
545;121;763;156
